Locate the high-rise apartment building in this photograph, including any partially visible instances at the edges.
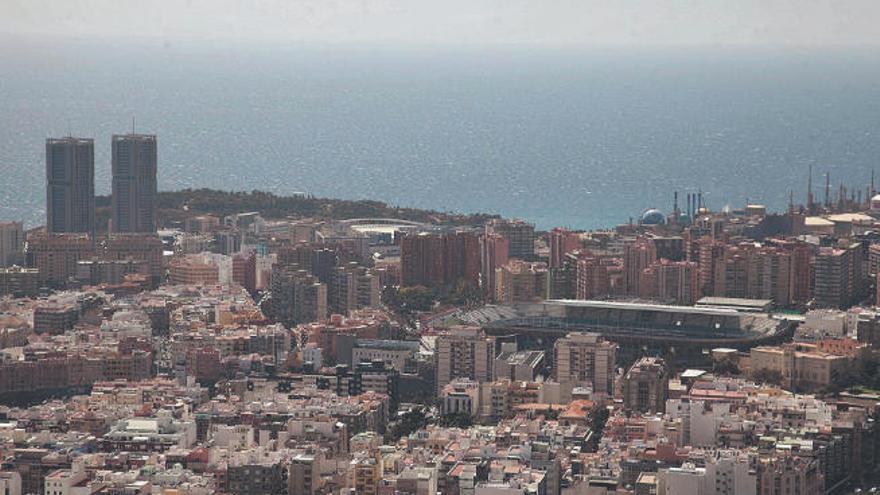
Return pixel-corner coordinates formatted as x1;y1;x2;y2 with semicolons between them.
814;242;863;309
876;272;880;308
553;332;617;396
652;235;686;262
214;230;242;255
486;219;536;261
576;255;610;300
0;221;24;267
103;234;164;284
111;133;157;233
0;266;40;297
697;238;726;297
869;243;880;280
26;233;95;286
622;357;668;414
494;260;548;304
714;245;750;299
548;264;576;299
623;236;657;295
696;240;811;308
46;137;95;234
549;228;581;268
27;230;164;288
232;253;257;292
328;262;380;315
639;260;699;305
788;242;812;305
435;326;496;393
401;233;444;288
400;231;480;290
479;234;509;300
270;266;328;326
276;243;339;283
442;231;481;289
748;247;794;306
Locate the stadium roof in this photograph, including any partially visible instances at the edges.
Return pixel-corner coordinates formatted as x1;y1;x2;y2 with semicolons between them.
546;299;742;317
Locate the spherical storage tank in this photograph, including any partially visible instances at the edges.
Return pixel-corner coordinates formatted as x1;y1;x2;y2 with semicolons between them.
640;208;665;225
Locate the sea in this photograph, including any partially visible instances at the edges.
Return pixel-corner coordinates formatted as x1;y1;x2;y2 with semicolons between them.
2;40;880;230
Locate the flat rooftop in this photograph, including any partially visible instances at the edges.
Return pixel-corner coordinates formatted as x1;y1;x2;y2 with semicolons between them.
497;350;544;367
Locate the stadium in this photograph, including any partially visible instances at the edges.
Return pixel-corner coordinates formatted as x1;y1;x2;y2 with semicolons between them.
451;300;796;368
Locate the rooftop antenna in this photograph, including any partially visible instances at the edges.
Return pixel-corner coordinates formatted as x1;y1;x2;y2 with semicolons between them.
132;116;136;134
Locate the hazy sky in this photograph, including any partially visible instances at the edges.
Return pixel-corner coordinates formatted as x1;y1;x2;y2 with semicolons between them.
2;0;879;46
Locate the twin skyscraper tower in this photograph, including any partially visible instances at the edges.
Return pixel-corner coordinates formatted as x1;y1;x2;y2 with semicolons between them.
46;133;158;235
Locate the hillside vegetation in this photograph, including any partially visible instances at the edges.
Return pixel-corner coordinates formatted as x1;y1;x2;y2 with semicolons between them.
94;188;500;230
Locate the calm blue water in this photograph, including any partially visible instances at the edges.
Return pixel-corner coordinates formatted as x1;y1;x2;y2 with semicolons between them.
2;41;880;230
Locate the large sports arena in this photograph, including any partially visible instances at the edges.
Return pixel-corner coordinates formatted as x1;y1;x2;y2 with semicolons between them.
457;299;795;368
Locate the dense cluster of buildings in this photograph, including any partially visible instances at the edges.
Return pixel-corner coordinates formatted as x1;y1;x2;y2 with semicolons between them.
395;185;880;314
4;136;880;493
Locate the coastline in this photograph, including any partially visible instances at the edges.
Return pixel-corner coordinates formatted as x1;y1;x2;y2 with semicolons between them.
91;188;502;232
